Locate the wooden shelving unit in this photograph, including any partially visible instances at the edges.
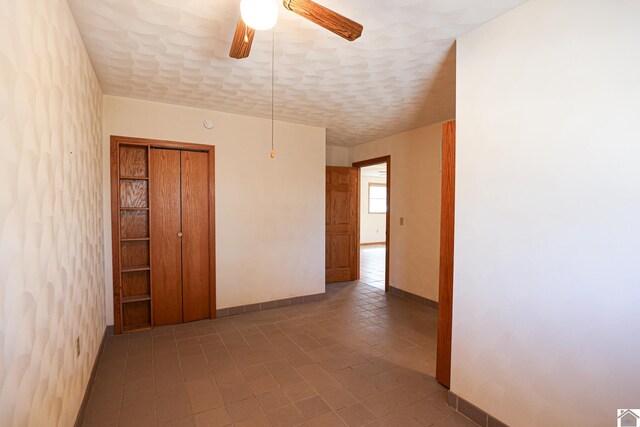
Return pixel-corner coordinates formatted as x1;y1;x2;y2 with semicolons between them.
120;176;149;180
110;135;217;335
114;144;152;333
122;295;152;303
122;266;151;273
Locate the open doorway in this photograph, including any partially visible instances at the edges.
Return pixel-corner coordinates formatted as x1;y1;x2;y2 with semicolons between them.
358;164;387;290
353;156;390;292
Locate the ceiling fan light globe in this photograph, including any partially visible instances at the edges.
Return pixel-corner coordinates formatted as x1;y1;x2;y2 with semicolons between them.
240;0;278;31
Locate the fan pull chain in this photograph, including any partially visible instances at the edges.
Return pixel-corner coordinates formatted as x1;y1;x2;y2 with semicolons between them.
270;26;276;159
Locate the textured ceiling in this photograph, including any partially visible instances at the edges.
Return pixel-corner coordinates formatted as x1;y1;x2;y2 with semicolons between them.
362;164;387;178
68;0;527;146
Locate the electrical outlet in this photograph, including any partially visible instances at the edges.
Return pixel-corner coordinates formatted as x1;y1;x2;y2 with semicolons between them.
76;337;80;357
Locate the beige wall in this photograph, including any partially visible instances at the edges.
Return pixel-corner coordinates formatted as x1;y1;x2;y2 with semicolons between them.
360;175;387;244
102;96;326;324
0;0;105;425
349;122;443;301
326;145;349;166
454;0;640;425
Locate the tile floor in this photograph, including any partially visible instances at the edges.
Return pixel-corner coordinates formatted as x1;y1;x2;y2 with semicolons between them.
83;281;477;427
359;245;386;290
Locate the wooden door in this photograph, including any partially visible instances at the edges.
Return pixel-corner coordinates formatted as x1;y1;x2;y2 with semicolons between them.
326;167;359;282
181;151;211;322
150;148;183;326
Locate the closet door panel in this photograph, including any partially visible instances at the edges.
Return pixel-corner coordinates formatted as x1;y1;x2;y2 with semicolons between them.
181;151;211;322
150;149;183;326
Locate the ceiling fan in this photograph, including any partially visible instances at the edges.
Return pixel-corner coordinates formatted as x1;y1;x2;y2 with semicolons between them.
229;0;363;59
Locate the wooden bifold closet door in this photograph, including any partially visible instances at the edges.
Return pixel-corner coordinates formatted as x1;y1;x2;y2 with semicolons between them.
150;148;211;326
111;136;215;334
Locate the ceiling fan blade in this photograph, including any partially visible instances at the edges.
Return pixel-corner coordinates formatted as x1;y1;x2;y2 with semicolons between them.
229;17;256;59
283;0;363;41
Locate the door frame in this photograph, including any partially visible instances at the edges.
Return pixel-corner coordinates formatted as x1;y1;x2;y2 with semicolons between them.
110;135;216;334
352;156;391;292
436;120;455;388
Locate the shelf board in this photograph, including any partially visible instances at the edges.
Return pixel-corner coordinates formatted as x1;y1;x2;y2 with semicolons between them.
120;207;149;211
122;294;151;304
120;176;149;180
122;266;151;273
121;238;150;242
123;323;151;333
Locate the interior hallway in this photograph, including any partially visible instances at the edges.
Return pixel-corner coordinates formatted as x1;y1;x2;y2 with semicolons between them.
81;282;468;427
359;244;386;290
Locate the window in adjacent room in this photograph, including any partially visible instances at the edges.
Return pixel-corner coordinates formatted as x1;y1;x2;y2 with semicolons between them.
368;183;387;214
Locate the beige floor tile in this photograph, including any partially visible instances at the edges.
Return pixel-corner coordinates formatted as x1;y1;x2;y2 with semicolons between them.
219;383;253;405
350;361;383;379
379;410;423;427
83;281;446;427
120;416;157;427
282;381;317;403
157;384;192;422
160;415;196;427
368;371;403;393
213;368;245;388
342;380;381;401
266;404;306;427
317;386;358;411
361;391;409;419
298;365;341;392
186;378;223;413
193;406;232;427
404;397;449;426
295;396;332;419
256;389;292;411
234;413;272;427
337;403;376;427
83;399;121;426
339;352;368;368
232;350;262;369
123;376;155;398
226;397;263;423
241;364;271;382
181;354;210;381
331;368;365;387
287;353;315;368
119;397;156;422
155;371;185;389
432;412;480;427
248;375;281;395
307;412;349;427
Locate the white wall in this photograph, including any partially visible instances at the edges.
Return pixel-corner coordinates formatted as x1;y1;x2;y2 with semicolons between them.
326;145;349;166
453;0;640;425
349;122;443;301
360;175;387;244
0;0;105;425
102;96;326;323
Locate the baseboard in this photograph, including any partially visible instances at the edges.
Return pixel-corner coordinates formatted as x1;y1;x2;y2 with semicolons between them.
389;286;438;309
448;390;509;427
74;325;110;427
216;292;326;318
360;242;385;246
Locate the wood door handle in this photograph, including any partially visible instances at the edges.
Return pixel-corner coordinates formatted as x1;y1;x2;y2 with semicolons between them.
177;232;183;237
